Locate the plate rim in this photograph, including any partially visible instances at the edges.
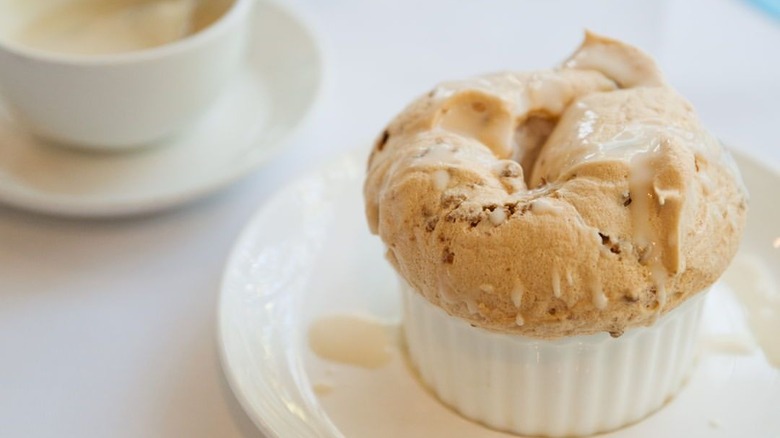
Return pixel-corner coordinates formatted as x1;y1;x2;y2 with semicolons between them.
218;153;358;438
217;148;779;438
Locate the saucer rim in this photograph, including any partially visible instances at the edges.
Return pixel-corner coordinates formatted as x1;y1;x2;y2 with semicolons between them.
0;0;328;218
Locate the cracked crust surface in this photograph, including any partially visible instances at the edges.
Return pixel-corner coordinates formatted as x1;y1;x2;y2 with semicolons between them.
364;33;748;338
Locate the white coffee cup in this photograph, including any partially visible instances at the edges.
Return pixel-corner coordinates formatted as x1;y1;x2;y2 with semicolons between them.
0;0;253;150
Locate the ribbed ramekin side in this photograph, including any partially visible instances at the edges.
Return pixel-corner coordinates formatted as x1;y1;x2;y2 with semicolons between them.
401;281;706;437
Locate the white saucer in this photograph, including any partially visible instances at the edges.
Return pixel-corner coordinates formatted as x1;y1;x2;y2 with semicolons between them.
219;151;780;438
0;0;324;218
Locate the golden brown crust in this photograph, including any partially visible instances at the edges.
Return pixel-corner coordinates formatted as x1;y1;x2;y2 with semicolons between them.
364;33;748;338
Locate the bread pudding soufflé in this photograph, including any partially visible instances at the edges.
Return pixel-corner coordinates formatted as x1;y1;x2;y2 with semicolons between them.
364;32;747;437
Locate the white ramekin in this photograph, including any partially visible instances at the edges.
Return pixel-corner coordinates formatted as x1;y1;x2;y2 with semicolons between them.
0;0;252;150
402;280;707;437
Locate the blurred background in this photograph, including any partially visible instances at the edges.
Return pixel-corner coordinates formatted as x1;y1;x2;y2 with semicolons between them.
289;0;779;175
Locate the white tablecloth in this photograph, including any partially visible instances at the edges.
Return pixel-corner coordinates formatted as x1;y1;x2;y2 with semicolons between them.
1;0;777;436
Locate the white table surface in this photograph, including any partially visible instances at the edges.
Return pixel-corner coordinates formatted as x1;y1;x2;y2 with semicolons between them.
1;0;778;437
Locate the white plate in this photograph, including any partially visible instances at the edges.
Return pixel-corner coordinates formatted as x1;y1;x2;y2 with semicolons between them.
0;0;324;218
219;151;780;438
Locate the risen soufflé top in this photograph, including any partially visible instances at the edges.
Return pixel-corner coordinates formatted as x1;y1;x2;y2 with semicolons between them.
364;33;748;338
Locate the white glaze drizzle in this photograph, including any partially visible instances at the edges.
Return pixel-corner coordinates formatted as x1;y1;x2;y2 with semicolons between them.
465;299;479;315
488;208;507;226
628;139;669;306
628;141;660;249
576;108;599;140
551;266;562;298
590;275;608;310
432;169;450;191
479;284;495;294
653;187;680;207
651;263;668;307
510;283;523;308
531;198;566;215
